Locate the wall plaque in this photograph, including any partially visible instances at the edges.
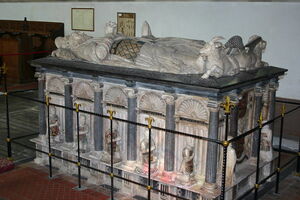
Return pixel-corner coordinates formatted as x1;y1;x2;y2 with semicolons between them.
117;12;136;37
71;8;94;31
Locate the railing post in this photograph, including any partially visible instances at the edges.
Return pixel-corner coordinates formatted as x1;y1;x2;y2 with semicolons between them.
145;116;154;200
75;103;82;189
275;104;285;193
107;108;116;200
46;96;53;178
220;96;235;200
254;112;263;199
2;63;12;161
297;137;300;176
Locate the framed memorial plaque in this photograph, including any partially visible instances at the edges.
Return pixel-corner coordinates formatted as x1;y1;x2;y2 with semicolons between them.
71;8;94;31
117;12;136;37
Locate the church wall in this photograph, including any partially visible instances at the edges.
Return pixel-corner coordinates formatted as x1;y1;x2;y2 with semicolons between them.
0;1;298;99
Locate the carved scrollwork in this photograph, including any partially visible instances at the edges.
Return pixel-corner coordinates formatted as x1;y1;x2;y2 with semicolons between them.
139;92;166;114
105;87;128;106
177;99;209;122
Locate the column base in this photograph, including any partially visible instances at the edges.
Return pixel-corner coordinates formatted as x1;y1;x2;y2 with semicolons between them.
199;182;220;199
122;160;137;171
37;134;47;145
248;156;258;166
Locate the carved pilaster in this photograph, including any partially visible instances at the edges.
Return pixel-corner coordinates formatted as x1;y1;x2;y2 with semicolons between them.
202;100;220;193
64;78;74;143
35;72;46;135
252;85;263;157
93;83;104;151
126;88;138;161
229;94;239;138
162;94;176;171
268;80;279;145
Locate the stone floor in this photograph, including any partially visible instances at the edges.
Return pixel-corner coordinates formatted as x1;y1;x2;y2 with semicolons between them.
0;163;109;200
260;173;300;200
0;90;38;162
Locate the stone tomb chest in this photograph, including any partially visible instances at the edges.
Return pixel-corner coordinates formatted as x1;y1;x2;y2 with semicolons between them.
31;56;286;200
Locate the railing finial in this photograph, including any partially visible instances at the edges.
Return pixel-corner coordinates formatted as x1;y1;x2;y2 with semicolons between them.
45;96;51;106
281;104;286;117
221;96;235;114
107;108;116;120
258;112;263;128
74;103;81;112
145;116;154;129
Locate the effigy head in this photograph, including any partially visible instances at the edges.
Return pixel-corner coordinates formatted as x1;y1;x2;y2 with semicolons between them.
54;32;91;49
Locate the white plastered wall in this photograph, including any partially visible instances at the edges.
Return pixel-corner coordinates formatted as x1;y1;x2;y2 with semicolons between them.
0;1;299;99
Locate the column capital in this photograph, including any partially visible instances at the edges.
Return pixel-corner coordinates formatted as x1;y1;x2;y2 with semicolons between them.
269;81;279;91
125;88;138;98
44;90;50;97
61;77;73;85
254;86;263;97
229;94;240;104
207;100;220;112
162;94;176;105
34;72;45;81
91;82;104;92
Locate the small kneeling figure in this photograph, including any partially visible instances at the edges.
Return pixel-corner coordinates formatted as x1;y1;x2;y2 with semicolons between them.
176;146;195;184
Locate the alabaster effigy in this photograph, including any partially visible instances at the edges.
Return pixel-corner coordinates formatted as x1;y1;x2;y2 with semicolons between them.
30;21;287;200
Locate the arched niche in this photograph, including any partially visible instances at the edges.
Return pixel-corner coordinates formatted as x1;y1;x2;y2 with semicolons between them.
47;76;64;94
139;92;166;114
74;81;94;100
176;99;209;122
105;87;128;107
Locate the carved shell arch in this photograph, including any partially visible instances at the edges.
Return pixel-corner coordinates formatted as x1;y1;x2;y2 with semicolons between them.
47;77;64;94
105;87;128;106
74;81;94;100
177;99;208;122
139;92;166;114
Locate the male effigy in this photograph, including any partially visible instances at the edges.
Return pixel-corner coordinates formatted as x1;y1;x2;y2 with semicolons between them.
31;21;286;200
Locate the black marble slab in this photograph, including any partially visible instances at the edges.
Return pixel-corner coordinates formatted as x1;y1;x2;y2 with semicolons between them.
31;57;287;94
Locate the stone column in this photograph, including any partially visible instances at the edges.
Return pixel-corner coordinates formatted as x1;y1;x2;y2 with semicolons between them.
268;81;278;135
93;83;104;151
126;88;137;161
229;96;239;138
251;86;263;157
64;78;74;143
163;95;176;171
202;100;220;193
35;72;46;135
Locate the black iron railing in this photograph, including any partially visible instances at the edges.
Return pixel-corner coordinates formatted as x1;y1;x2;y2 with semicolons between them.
1;63;299;200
